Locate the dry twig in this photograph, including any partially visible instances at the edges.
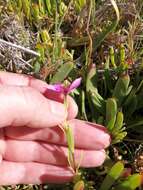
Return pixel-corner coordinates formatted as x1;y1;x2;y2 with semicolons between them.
0;39;40;57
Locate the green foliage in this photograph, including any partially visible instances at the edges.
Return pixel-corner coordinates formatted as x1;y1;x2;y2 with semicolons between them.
116;174;142;190
106;98;117;131
79;0;120;63
74;0;86;12
86;65;106;118
99;162;142;190
51;62;74;83
113;74;132;107
21;0;31;20
45;0;53;15
99;161;124;190
110;46;116;68
112;112;127;144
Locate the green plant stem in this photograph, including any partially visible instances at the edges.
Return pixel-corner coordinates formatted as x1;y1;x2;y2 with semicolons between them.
63;96;77;173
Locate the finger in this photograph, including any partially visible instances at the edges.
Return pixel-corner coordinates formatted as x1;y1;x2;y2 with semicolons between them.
3;139;106;168
0;86;66;128
5;119;110;150
0;71;49;93
0;71;78;119
0;161;73;185
0;71;63;101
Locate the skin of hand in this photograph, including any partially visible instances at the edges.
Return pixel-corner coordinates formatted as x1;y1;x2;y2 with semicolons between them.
0;72;111;185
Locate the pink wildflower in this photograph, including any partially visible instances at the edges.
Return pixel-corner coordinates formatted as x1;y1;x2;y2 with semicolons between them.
47;77;82;95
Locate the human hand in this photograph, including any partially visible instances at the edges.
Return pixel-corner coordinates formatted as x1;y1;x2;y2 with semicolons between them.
0;72;110;185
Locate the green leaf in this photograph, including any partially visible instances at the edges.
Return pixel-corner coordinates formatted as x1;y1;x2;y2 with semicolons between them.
45;0;52;15
124;88;137;117
17;0;22;10
86;64;97;92
124;88;136;106
104;69;113;93
38;0;45;14
51;62;74;84
74;0;86;12
99;161;124;190
112;131;127;144
112;112;124;134
106;98;117;131
40;30;51;44
113;75;132;106
89;90;106;115
21;0;31;20
120;44;125;66
116;174;142;190
126;95;137;118
110;46;116;68
86;65;105;116
32;3;40;22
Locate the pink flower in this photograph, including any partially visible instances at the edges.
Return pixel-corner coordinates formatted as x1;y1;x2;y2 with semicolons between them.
47;78;82;95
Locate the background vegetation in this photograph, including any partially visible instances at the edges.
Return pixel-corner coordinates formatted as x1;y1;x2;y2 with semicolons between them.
0;0;143;189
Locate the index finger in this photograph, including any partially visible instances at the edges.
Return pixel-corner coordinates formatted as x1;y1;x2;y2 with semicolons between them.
0;72;78;119
0;85;67;128
0;71;61;100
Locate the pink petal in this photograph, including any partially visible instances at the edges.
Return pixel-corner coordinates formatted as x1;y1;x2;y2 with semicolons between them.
68;77;82;93
46;78;82;95
47;84;64;93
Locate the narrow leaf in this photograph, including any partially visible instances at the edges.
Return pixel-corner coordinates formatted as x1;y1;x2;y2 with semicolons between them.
113;75;132;106
89;91;106;115
113;112;124;132
99;161;124;190
51;62;74;84
106;98;117;131
116;174;142;190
